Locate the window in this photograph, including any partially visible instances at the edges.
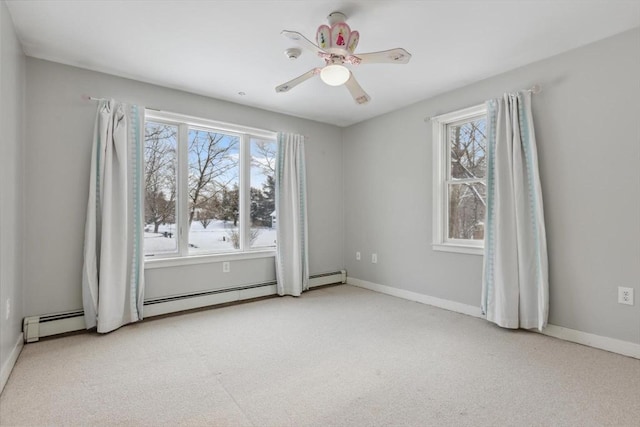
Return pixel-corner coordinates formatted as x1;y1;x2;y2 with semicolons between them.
144;111;277;261
432;104;487;255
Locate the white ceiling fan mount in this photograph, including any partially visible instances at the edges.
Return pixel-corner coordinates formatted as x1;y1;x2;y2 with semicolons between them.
326;11;348;26
276;11;412;104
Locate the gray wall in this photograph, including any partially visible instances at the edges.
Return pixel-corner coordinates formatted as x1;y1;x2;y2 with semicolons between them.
23;58;344;316
0;0;25;376
11;23;640;351
343;29;640;344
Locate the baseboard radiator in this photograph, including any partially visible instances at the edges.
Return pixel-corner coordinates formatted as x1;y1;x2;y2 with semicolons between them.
23;270;346;343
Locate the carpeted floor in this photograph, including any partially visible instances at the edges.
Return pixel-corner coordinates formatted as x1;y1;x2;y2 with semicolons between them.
1;284;639;426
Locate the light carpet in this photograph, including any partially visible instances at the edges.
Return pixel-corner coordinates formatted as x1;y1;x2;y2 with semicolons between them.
1;284;639;426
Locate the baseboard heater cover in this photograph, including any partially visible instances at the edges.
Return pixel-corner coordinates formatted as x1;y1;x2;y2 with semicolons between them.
23;270;346;342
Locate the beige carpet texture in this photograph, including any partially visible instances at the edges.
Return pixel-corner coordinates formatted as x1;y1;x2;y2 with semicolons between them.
1;285;639;426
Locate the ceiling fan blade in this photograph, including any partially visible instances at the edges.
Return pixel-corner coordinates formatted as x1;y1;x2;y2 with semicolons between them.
344;72;371;105
275;68;321;93
281;30;327;56
351;48;412;64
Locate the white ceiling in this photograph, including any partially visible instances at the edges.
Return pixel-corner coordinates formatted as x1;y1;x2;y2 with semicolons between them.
6;0;640;127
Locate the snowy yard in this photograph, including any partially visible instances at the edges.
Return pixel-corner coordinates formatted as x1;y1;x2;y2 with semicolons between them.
144;220;275;256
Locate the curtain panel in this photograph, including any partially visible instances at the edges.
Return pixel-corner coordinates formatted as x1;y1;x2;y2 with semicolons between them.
481;91;549;331
275;132;309;296
82;99;145;333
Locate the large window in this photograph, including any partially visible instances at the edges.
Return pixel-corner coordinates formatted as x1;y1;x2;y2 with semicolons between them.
432;104;487;255
144;111;276;260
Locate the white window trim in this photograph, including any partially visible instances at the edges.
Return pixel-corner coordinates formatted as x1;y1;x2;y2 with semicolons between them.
144;110;277;266
146;110;276;141
432;103;486;256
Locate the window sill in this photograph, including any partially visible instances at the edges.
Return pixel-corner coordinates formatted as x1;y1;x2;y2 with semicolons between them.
144;249;276;269
432;243;484;256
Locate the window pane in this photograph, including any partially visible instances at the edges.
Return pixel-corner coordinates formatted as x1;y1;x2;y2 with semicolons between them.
250;139;277;248
449;118;486;180
144;121;178;256
448;182;486;240
187;129;240;254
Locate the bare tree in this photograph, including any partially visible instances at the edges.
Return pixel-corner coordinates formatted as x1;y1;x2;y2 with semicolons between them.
198;196;219;229
252;140;276;176
449;120;487;240
451;121;486;206
145;123;177;233
188;131;239;225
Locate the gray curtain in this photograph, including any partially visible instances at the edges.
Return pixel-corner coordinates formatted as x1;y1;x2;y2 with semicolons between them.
275;132;309;296
82;99;145;333
481;91;549;331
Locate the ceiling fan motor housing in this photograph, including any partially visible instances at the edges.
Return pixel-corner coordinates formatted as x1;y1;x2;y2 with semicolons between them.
316;20;359;57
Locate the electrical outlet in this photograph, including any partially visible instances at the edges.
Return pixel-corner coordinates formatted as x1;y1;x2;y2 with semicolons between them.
618;287;634;305
356;252;361;261
222;262;230;273
371;253;378;264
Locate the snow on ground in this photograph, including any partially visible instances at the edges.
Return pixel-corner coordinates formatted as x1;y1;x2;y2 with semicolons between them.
144;220;275;256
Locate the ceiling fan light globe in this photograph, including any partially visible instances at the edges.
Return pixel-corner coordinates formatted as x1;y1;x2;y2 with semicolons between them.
320;64;350;86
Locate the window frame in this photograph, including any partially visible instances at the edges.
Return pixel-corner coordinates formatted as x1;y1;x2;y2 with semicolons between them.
144;110;277;268
432;104;487;256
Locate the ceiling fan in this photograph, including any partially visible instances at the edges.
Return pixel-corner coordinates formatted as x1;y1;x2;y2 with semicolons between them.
275;11;411;104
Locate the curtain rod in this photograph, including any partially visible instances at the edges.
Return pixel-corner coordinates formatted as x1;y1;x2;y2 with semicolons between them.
81;94;308;139
81;94;161;111
424;84;541;122
82;94;135;103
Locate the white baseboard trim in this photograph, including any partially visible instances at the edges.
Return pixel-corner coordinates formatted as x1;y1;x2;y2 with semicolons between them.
347;277;484;318
347;277;640;359
542;324;640;359
22;271;347;342
1;333;24;395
